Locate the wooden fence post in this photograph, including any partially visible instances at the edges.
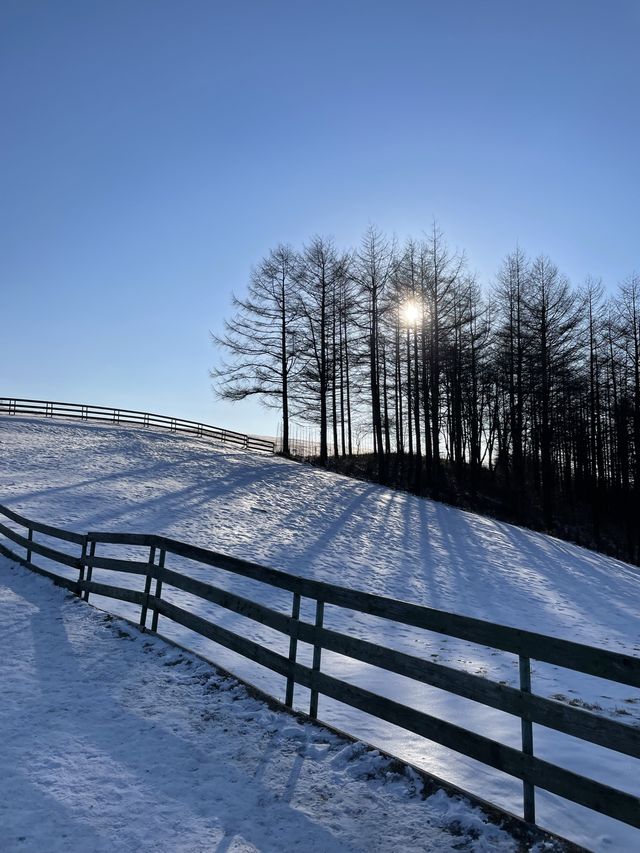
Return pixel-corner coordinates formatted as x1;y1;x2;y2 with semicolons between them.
520;655;536;823
76;537;88;597
140;545;156;630
309;599;325;719
150;548;165;632
4;499;640;832
83;541;96;602
285;592;301;707
26;526;33;563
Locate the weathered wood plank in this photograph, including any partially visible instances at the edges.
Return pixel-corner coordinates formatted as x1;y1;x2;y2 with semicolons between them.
149;596;640;829
86;531;157;547
157;537;640;688
84;553;150;575
22;538;80;569
285;592;301;708
0;522;80;568
3;481;639;831
0;504;84;544
0;539;25;565
156;566;292;635
150;549;165;633
83;540;96;602
79;580;145;605
300;668;640;829
151;597;294;681
520;656;535;822
0;521;31;549
309;600;324;719
293;620;640;759
3;504;639;750
0;541;77;590
314;588;640;689
141;565;640;758
139;545;156;629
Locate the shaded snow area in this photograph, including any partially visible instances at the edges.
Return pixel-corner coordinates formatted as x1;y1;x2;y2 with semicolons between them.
1;417;639;851
0;559;528;853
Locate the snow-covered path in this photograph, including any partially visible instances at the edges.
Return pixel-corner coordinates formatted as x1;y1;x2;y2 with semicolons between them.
1;417;639;851
0;558;523;853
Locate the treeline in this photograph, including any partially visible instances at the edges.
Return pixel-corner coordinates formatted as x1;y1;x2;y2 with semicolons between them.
212;225;640;563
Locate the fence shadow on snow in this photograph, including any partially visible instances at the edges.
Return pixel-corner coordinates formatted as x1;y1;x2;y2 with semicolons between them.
0;501;639;841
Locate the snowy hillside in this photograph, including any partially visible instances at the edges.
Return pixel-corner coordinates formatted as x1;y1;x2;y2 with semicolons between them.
2;559;527;853
1;416;639;852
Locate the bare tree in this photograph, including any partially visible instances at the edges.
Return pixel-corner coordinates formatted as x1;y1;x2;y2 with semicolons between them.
353;225;397;483
524;255;582;527
295;237;349;464
212;228;640;565
493;248;530;509
423;223;465;483
211;244;299;454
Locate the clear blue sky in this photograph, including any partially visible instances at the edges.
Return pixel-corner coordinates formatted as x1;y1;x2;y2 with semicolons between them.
2;0;638;436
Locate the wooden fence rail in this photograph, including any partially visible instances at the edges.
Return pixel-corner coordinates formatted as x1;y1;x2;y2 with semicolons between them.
0;397;274;453
0;502;639;834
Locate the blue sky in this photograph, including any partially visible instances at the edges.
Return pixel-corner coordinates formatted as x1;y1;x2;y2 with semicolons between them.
2;0;638;436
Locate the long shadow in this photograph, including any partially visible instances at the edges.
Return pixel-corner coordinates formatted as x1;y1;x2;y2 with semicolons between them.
271;483;381;566
495;522;640;642
6;452;310;545
391;498;640;657
0;562;358;853
0;768;111;853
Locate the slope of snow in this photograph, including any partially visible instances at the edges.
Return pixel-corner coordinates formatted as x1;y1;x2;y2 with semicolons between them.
1;416;639;851
0;558;527;853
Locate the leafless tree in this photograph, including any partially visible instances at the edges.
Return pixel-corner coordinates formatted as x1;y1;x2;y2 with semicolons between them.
211;244;299;454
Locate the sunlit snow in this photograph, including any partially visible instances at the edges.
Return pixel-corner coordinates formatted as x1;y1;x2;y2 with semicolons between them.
1;416;639;852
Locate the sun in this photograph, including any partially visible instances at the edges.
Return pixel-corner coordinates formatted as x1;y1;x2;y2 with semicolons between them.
400;300;422;326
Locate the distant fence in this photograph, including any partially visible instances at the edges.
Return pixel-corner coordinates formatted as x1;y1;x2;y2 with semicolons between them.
0;397;274;454
1;503;639;834
276;421;376;458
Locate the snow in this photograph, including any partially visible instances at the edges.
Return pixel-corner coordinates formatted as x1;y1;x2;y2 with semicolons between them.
1;416;639;851
0;558;523;853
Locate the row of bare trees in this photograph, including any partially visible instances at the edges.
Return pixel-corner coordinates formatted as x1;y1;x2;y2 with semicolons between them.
212;226;640;560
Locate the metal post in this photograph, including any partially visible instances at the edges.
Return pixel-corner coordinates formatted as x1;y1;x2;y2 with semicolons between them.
140;545;156;630
519;655;535;823
150;548;165;632
285;593;301;707
309;599;325;719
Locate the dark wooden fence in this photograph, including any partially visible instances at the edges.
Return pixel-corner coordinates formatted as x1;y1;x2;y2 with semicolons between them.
0;397;274;453
1;501;639;834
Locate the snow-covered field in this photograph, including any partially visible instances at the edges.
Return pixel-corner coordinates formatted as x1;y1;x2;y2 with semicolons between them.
1;416;639;851
1;559;528;853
